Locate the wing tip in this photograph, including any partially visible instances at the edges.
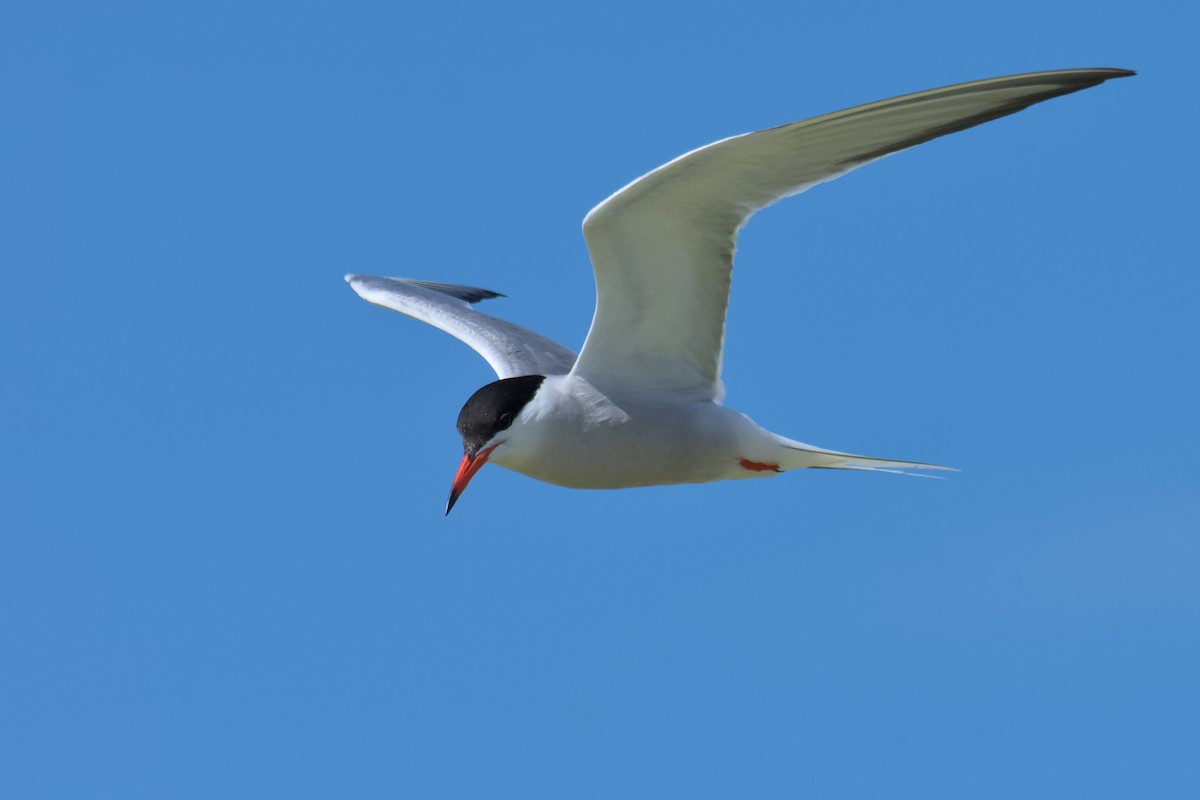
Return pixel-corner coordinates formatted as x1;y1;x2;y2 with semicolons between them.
1063;67;1137;91
1062;67;1135;79
343;274;505;304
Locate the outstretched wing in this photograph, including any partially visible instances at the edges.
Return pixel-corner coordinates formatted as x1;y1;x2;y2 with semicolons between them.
574;68;1133;401
345;274;577;378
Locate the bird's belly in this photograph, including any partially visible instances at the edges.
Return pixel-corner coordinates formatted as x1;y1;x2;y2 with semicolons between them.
492;404;773;489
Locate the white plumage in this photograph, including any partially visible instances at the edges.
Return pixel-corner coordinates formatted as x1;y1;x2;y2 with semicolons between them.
346;68;1132;509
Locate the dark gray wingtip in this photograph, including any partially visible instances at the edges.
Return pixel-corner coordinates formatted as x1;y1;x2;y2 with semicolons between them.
837;68;1137;167
405;279;506;304
345;274;504;305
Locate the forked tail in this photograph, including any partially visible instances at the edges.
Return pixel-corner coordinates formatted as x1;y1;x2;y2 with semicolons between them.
774;436;956;478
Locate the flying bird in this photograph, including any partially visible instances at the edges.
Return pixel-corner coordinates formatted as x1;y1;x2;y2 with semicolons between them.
346;68;1133;514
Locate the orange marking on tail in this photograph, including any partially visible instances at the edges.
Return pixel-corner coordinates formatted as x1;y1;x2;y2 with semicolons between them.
739;458;781;473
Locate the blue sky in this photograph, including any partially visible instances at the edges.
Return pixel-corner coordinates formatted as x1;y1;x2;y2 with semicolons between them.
3;0;1197;797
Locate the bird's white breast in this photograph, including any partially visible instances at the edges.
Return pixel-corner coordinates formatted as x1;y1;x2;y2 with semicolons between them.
489;374;778;489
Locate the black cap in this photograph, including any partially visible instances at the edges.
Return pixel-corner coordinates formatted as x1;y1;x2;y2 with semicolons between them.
456;375;546;456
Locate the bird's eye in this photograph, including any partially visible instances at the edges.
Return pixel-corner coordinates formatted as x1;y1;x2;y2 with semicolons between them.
498;412;513;426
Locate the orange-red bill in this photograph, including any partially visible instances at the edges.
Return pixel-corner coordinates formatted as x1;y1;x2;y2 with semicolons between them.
445;445;497;515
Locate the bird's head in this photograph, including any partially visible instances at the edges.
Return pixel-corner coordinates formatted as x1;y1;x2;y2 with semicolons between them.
446;374;546;515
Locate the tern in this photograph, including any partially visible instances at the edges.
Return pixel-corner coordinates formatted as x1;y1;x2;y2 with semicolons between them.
346;68;1132;514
